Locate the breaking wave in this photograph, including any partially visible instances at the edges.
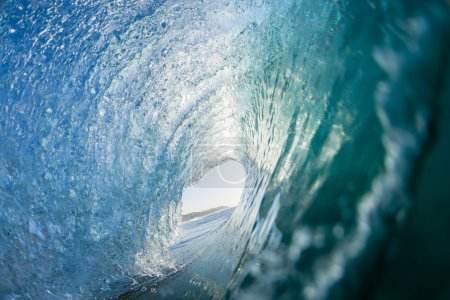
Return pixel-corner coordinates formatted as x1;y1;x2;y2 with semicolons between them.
1;0;450;299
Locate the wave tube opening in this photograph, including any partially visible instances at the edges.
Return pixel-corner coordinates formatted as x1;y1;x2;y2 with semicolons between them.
180;160;247;216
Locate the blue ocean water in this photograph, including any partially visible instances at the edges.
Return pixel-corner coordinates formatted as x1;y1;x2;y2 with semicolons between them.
1;0;450;299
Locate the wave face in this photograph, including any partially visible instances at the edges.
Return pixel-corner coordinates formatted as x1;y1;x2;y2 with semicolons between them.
1;0;450;299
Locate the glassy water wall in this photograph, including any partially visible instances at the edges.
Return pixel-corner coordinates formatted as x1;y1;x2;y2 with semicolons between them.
1;0;450;299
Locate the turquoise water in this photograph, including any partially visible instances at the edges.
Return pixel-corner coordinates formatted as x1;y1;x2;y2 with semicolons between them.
1;0;450;299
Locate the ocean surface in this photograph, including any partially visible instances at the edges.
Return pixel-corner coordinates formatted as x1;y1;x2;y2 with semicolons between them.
1;0;450;299
119;207;235;300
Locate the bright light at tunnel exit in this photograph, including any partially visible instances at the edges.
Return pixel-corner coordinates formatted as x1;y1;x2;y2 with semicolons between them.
181;160;247;215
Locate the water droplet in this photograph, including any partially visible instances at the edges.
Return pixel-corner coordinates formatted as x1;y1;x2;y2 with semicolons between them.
332;224;344;238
